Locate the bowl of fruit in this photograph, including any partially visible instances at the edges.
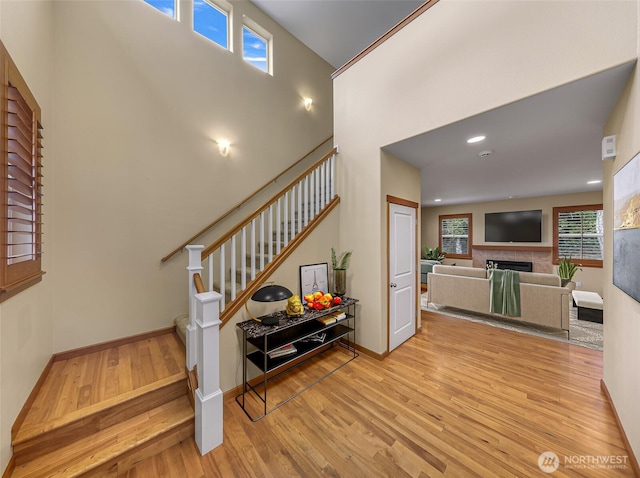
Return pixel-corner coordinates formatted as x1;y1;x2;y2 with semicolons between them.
303;291;342;311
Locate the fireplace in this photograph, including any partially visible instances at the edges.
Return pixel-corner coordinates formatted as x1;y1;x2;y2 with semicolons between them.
487;259;533;272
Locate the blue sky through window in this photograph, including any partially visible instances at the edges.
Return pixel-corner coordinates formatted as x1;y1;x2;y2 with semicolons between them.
243;27;268;73
194;0;228;49
143;0;175;19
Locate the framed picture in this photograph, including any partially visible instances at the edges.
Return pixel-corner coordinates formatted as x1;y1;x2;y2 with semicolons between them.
613;151;640;303
299;263;329;297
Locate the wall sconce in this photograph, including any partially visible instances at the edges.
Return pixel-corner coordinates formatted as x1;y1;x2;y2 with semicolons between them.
217;140;231;157
303;97;313;111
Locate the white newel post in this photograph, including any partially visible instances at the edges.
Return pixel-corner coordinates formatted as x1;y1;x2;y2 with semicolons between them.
194;291;223;455
186;245;204;371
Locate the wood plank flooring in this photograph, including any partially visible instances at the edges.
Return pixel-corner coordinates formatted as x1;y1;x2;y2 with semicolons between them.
123;310;634;477
13;332;186;447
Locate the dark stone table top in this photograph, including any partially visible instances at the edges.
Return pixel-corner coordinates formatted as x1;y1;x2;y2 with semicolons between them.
237;297;358;338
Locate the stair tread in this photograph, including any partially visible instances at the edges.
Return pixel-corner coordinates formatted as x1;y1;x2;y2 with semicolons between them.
11;395;194;478
13;372;188;446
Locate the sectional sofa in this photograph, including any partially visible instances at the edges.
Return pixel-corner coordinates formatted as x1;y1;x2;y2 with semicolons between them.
427;264;574;331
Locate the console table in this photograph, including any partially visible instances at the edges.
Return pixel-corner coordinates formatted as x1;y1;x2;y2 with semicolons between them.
235;297;358;421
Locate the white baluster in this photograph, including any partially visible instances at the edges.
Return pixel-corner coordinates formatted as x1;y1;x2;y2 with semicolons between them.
260;211;265;270
241;227;247;290
251;219;256;280
230;235;236;300
268;204;273;263
315;166;321;214
283;191;289;247
304;176;309;227
208;254;213;292
297;181;303;233
276;198;281;254
309;170;315;221
290;187;296;240
219;243;226;311
320;162;326;208
330;153;335;199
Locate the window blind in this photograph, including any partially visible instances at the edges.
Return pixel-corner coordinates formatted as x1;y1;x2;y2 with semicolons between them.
1;40;44;299
557;209;603;260
7;83;42;264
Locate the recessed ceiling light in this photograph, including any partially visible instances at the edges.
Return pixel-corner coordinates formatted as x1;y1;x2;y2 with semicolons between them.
434;198;442;202
587;180;602;185
467;135;486;144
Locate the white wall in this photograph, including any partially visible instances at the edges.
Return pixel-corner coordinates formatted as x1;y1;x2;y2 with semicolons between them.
421;191;605;295
603;44;640;461
334;0;636;355
0;0;55;470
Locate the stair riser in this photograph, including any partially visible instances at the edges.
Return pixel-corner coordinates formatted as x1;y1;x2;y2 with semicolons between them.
87;421;194;477
12;379;188;466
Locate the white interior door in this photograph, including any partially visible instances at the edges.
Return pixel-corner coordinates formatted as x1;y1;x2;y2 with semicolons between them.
389;202;416;351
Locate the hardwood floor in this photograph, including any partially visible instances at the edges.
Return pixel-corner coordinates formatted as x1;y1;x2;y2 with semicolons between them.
123;310;634;477
18;332;185;431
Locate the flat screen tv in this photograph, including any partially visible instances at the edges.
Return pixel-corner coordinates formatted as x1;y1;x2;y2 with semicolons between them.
485;209;542;243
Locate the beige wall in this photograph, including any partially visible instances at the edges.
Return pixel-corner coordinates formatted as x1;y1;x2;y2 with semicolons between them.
421;191;604;295
334;0;635;355
603;48;640;460
0;0;55;470
50;0;333;352
381;152;421;344
0;0;334;472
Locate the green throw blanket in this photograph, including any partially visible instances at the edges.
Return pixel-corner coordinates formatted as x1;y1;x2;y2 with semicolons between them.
489;269;521;317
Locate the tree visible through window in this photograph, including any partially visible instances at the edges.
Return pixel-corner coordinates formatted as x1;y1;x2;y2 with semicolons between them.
439;214;472;259
554;205;603;267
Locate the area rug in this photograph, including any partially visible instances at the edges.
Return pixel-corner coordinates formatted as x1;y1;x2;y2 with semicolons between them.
421;294;603;351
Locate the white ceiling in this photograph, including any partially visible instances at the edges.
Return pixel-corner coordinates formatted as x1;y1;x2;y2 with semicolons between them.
384;62;635;206
252;1;635;207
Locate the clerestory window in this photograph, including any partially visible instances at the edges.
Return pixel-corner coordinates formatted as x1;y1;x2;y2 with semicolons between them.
143;0;177;19
194;0;231;50
242;17;271;74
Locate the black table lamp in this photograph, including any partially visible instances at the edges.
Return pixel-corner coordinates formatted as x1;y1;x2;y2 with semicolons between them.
245;284;293;325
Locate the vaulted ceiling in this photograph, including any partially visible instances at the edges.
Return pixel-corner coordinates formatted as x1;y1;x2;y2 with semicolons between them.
253;1;634;206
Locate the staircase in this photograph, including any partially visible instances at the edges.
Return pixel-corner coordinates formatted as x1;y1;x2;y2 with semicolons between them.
7;331;193;477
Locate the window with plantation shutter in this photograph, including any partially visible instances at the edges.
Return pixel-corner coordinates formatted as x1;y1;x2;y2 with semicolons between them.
439;213;472;259
553;204;603;268
1;41;44;300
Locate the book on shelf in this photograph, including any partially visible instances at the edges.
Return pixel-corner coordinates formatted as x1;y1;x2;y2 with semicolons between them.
316;311;347;326
299;333;326;343
268;343;297;359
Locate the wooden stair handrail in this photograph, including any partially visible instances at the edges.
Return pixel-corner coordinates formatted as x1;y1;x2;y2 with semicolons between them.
201;147;338;260
161;136;333;263
193;273;205;294
217;196;340;328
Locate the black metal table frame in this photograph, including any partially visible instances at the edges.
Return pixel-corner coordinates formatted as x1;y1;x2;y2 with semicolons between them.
235;299;358;421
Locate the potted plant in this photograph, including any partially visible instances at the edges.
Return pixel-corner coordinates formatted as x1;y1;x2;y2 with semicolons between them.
331;247;352;296
423;246;445;262
557;256;582;287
